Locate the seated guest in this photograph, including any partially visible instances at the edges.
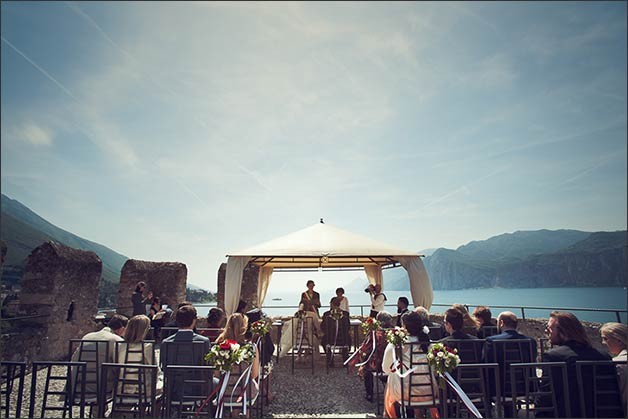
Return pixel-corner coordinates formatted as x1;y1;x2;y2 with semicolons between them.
160;304;210;369
414;306;444;340
473;306;496;338
164;301;194;328
452;303;479;336
536;311;622;418
395;297;410;327
71;314;128;395
320;297;351;365
200;307;225;342
244;307;275;366
382;311;438;418
348;311;394;402
117;315;162;398
482;311;536;362
440;308;479;342
600;322;627;414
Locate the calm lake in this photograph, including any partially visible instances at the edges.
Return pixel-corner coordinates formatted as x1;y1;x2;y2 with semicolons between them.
261;286;627;323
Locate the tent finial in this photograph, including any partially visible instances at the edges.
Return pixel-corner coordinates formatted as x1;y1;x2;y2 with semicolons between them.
320;218;324;224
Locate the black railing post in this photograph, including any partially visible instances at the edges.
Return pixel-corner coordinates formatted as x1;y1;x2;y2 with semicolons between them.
616;311;621;323
521;307;526;320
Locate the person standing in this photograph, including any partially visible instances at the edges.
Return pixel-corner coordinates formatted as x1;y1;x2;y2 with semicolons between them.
366;284;387;318
132;281;153;316
299;280;321;316
395;297;410;327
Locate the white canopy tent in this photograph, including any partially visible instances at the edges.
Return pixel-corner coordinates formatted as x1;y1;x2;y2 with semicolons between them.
224;221;434;315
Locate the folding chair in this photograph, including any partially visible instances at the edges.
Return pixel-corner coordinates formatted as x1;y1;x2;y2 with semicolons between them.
480;326;499;339
428;325;445;341
0;361;26;419
444;339;486;364
576;360;625;418
68;339;111;417
323;314;350;372
219;362;259;418
509;361;569;418
399;342;439;419
160;340;210;369
100;362;158;418
290;316;316;375
444;363;501;418
115;341;156;365
29;361;86;418
163;365;217;418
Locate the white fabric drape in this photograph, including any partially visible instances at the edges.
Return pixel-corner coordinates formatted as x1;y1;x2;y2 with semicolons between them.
398;256;433;310
256;266;273;308
364;265;383;288
225;256;252;315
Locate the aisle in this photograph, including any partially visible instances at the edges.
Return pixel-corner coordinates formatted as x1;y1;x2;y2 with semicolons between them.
265;355;378;418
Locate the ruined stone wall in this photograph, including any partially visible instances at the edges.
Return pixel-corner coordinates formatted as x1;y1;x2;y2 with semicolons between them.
117;259;187;317
6;241;102;362
216;262;259;312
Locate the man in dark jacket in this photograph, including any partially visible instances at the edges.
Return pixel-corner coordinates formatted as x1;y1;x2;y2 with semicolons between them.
395;297;410;327
536;311;622;418
131;281;152;316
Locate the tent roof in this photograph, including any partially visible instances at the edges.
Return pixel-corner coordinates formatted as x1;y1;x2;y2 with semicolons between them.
227;221;421;269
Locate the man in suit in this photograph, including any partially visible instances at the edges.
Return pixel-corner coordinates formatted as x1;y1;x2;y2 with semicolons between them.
536;311;622;418
395;297;410;327
160;304;210;368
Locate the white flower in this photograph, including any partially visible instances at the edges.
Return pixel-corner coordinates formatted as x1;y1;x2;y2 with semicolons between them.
423;326;430;335
437;351;444;358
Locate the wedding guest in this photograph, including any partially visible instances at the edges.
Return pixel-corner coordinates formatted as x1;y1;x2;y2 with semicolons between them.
395;297;410;327
131;281;153;316
473;306;496;338
440;308;479;342
600;322;627;413
200;307;225;342
382;311;437;418
348;311;394;402
117;315;162;398
452;303;479;336
164;301;193;328
161;304;209;368
335;287;350;313
414;306;444;340
536;311;622;418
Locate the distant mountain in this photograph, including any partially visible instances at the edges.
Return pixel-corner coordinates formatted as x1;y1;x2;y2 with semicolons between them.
1;194;127;284
386;229;627;291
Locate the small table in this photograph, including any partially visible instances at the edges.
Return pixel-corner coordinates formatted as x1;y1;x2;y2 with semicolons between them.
272;320;283;363
349;318;362;352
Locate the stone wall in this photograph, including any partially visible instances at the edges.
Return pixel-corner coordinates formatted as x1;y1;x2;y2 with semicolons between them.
5;241;102;362
216;262;260;312
117;259;187;317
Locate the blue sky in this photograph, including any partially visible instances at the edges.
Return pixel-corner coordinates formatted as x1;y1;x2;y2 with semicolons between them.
1;1;626;292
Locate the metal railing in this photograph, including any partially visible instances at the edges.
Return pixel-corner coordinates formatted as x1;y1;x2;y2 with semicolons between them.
188;302;627;322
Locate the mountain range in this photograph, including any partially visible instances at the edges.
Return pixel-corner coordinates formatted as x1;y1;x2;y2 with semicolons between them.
0;194;208;304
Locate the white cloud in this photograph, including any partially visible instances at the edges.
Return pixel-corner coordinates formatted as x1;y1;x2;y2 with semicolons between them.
16;123;53;146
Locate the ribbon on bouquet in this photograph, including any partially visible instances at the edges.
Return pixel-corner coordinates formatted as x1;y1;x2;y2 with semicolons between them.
194;370;230;418
389;347;417;378
229;363;254;416
343;330;375;367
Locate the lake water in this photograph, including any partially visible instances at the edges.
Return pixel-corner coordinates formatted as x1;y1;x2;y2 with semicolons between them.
261;286;627;323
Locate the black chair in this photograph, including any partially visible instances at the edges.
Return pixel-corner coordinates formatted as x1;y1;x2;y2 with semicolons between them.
576;360;625;418
485;339;535;417
443;339;486;364
0;361;26;419
160;340;210;369
218;361;259;418
428;325;445;341
162;365;216;418
29;361;86;418
196;327;224;342
290;316;316;375
322;314;350;372
100;362;158;418
444;363;501;418
509;361;569;418
160;327;179;340
115;341;156;365
399;342;439;419
68;339;111;417
373;369;388;416
479;326;499;339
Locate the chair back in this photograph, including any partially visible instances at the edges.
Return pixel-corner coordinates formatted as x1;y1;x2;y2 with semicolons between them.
29;361;86;418
441;363;500;418
479;326;498;339
443;339;485;363
68;339;110;405
161;327;179;340
220;361;258;417
576;360;625;418
100;362;158;418
290;315;316;374
160;340;210;368
488;339;535;397
115;341;156;365
428;326;445;341
510;361;570;418
399;342;438;416
163;365;216;418
0;361;26;419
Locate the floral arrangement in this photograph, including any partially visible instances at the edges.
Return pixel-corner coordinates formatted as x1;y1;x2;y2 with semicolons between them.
204;339;256;373
361;317;381;334
426;342;460;378
385;326;409;346
330;307;344;321
250;319;271;336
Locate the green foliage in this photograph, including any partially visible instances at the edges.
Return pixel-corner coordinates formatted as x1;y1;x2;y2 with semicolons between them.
186;288;217;303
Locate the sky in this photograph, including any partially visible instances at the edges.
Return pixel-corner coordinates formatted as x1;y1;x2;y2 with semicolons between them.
1;1;626;293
